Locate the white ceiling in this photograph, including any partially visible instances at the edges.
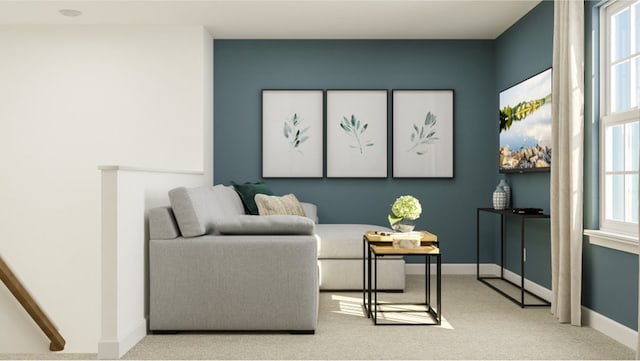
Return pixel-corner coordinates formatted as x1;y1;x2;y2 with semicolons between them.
0;0;542;39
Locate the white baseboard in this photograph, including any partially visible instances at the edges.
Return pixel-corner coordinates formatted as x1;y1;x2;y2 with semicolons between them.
405;262;495;275
500;267;553;302
406;263;552;301
98;318;147;359
406;263;505;276
582;306;637;351
406;262;635;351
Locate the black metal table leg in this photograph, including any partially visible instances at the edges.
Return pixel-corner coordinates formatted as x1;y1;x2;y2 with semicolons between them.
437;254;441;325
425;256;430;309
362;236;367;317
476;208;480;279
373;253;378;324
367;245;372;318
520;216;525;308
500;213;504;279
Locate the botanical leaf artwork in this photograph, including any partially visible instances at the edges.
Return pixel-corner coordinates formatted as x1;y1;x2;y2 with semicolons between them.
499;93;552;132
408;111;439;155
283;113;310;153
340;114;373;154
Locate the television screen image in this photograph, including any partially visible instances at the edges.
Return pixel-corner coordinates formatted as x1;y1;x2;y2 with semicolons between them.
499;68;552;173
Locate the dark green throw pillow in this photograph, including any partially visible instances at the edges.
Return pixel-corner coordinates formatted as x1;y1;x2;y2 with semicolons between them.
231;181;274;215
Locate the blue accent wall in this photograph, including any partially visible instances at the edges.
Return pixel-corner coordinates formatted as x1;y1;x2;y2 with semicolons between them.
495;1;553;289
493;0;638;330
214;40;497;263
213;2;638;331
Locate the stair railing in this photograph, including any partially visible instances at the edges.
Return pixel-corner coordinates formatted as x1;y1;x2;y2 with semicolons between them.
0;255;65;351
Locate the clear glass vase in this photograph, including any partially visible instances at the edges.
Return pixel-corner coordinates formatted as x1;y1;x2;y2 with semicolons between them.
392;219;415;233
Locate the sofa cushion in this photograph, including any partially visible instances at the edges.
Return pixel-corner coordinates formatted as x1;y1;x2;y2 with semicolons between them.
315;224;392;258
215;215;315;235
168;185;245;237
255;193;305;216
232;181;274;215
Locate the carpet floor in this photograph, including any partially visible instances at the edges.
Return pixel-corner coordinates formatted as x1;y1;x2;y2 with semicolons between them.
2;275;635;360
124;276;635;360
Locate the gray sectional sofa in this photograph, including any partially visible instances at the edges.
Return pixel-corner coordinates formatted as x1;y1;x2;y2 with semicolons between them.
148;184;404;333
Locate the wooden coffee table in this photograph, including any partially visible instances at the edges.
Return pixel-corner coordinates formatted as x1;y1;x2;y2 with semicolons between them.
362;230;441;325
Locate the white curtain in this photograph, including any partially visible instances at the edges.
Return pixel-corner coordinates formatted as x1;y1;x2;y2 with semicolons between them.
550;0;584;326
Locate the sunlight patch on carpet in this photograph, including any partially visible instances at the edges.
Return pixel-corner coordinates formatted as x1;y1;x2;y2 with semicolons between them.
329;294;453;329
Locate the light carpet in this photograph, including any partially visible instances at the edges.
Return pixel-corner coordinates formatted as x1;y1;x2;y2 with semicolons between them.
2;275;635;360
124;275;635;360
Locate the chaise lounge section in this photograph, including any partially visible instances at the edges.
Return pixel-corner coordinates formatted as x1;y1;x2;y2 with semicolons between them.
316;223;405;291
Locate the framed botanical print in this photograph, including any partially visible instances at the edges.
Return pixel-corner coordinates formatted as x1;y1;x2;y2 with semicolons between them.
262;89;324;178
392;89;454;178
326;89;388;178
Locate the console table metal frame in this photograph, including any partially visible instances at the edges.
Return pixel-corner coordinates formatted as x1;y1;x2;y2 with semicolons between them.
476;208;551;308
362;231;441;325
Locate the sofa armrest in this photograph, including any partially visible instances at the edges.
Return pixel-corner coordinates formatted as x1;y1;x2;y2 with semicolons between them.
300;202;318;223
149;206;180;239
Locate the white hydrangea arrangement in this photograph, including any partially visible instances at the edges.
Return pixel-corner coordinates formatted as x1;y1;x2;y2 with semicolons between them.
388;195;422;227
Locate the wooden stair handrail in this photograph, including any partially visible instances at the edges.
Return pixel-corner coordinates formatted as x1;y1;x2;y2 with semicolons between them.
0;255;65;351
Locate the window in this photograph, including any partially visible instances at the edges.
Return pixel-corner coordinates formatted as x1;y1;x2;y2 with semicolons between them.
600;0;640;238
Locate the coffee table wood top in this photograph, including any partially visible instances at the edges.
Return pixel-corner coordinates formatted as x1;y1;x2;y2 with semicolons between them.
370;244;440;255
364;230;437;243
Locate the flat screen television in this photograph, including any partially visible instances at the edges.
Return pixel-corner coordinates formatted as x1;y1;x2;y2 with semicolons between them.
499;68;552;173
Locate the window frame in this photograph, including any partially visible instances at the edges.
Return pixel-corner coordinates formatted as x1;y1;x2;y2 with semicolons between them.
598;0;639;238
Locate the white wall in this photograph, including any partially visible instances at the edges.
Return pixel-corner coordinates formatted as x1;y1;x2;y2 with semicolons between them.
0;25;212;353
98;166;205;359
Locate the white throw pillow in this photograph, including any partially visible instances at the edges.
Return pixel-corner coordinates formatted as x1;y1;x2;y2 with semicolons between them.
254;193;306;217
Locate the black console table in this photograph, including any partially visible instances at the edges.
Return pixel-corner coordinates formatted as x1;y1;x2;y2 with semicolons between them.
476;208;551;308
